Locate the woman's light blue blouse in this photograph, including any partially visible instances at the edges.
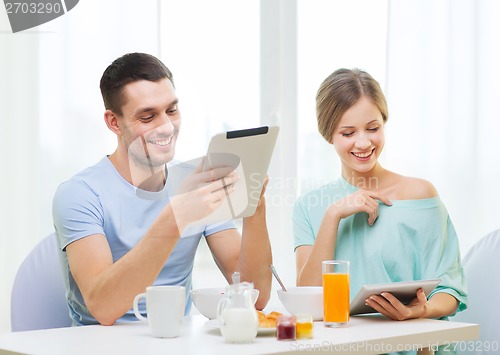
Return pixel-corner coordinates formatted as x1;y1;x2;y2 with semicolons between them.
293;177;467;314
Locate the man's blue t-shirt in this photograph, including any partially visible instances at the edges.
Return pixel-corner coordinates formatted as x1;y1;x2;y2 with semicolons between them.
52;157;235;326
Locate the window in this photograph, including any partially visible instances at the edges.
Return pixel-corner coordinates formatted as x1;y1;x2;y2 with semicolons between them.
160;0;389;292
161;0;260;288
297;0;388;194
160;0;260;163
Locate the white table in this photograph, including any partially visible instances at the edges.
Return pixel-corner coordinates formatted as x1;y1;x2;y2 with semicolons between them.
0;315;479;355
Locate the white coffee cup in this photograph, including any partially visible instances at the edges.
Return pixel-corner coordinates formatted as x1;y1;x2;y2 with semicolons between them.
133;285;186;338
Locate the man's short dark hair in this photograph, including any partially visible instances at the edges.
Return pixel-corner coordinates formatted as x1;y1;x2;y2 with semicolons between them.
99;53;174;116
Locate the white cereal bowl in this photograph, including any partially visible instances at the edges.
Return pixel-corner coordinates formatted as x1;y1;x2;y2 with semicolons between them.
277;286;323;321
190;287;259;319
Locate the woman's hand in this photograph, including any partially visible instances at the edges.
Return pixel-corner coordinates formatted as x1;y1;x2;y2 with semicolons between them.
365;288;428;321
330;189;392;225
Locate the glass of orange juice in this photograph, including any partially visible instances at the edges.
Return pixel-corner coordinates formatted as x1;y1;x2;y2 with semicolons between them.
322;260;350;327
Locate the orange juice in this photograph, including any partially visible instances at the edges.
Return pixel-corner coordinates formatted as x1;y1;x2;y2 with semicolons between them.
322;272;350;326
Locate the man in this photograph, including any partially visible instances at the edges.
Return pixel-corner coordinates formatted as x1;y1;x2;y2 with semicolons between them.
52;52;272;326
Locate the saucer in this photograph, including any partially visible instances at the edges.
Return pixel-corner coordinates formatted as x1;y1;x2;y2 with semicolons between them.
205;319;276;335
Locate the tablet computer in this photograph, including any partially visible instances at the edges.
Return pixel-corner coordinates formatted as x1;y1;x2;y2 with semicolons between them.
192;126;279;225
350;279;441;315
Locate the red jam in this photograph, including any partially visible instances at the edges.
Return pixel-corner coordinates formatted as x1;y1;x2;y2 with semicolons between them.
276;316;296;341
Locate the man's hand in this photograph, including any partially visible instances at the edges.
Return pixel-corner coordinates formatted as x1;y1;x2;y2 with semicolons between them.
170;162;239;232
249;175;268;216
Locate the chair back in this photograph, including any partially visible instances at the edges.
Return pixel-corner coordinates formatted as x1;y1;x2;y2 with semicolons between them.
452;229;500;354
11;233;71;331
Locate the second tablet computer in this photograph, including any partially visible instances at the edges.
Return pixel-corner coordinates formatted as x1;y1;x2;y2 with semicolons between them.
196;126;279;224
350;279;441;315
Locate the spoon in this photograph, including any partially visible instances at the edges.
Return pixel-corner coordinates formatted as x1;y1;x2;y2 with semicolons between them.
268;265;287;292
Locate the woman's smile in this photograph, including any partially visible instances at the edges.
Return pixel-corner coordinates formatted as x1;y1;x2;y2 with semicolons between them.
351;148;375;161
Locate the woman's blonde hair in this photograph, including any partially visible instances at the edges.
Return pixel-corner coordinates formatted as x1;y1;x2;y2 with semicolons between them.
316;68;388;143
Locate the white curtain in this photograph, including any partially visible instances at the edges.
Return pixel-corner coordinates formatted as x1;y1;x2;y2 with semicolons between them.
385;0;500;253
0;0;160;332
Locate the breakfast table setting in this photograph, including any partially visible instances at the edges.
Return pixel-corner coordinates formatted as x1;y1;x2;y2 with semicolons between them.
0;267;480;355
0;311;479;355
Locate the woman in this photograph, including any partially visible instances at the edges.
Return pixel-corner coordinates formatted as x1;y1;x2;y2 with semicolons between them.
293;68;467;321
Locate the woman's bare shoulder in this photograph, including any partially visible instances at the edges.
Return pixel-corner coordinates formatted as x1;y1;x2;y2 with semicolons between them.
398;176;438;200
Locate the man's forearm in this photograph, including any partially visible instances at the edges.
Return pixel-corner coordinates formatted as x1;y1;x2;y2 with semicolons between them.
239;204;272;310
81;204;181;325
